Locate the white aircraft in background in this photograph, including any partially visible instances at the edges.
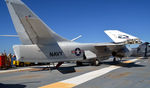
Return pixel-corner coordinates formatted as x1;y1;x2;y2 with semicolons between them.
5;0;142;68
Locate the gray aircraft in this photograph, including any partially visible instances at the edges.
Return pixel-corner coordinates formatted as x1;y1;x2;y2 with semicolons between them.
131;42;150;57
5;0;142;67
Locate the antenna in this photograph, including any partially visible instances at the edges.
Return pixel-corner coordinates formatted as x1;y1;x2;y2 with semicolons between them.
71;35;82;41
0;35;19;37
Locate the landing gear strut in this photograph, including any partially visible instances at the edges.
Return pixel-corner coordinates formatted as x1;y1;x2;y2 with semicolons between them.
113;57;116;62
112;52;117;63
56;62;64;69
113;57;123;63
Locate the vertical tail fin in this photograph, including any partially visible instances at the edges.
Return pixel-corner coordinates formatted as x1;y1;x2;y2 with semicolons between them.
104;30;142;44
6;0;68;45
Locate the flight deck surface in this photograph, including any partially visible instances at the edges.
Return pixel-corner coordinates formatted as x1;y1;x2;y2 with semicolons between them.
0;57;150;88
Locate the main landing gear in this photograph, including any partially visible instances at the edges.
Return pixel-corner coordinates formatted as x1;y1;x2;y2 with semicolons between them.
113;57;116;62
113;57;123;63
112;52;123;63
92;59;101;66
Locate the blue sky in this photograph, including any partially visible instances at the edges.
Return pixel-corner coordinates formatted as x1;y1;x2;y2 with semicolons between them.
0;0;150;53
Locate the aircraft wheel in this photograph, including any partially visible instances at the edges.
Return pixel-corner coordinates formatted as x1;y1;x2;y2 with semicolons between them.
20;62;24;67
76;61;83;66
92;59;100;66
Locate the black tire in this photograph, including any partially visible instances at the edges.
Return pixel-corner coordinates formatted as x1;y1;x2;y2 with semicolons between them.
20;62;24;67
76;61;83;66
92;59;100;66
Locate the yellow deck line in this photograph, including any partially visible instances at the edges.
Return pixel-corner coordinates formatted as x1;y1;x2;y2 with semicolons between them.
123;60;133;63
122;58;139;64
39;82;76;88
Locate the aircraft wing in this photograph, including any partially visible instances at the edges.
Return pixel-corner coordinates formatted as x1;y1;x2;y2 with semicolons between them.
104;30;142;44
92;30;141;57
93;43;124;51
92;43;126;57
